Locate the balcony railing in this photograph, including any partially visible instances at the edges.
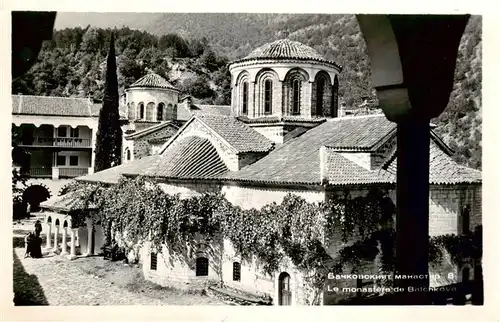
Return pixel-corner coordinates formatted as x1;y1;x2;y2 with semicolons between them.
59;167;89;178
23;167;91;178
27;167;52;178
21;137;92;148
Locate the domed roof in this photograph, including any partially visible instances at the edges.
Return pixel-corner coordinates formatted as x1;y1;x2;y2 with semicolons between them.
128;73;179;91
232;38;341;69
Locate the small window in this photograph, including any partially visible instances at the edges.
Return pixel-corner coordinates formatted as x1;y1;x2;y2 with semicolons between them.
264;79;272;114
139;103;145;119
150;252;157;270
70;128;79;138
292;79;301;115
126;149;131;161
69;156;78;166
233;262;241;281
57;155;66;166
157;103;164;121
57;127;67;137
242;82;248;115
196;257;209;276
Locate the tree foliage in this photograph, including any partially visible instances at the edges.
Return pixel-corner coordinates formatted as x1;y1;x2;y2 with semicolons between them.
94;32;122;171
66;177;481;304
14;14;481;168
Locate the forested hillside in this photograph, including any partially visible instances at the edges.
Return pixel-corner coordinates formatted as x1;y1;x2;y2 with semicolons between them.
13;14;481;169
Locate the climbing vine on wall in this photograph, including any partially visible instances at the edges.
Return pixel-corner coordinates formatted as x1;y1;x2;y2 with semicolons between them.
66;176;482;304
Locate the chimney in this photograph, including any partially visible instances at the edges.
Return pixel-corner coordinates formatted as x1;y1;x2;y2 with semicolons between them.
319;146;327;183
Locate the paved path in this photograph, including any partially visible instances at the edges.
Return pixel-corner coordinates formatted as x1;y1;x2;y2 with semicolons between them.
13;216;224;306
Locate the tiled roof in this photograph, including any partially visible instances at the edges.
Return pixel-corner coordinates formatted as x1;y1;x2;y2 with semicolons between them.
231;38;341;69
325;150;394;185
12;95;95;117
324;115;395;151
384;141;482;184
40;189;98;212
76;155;161;184
124;121;178;140
142;136;229;179
225;115;396;185
197;115;275;153
191;104;232;116
128;73;179;91
237;115;327;124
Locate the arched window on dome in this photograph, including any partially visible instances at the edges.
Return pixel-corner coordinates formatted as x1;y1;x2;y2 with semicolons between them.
316;76;326;116
292;79;301;115
138;103;145;120
157;103;165;121
264;79;273;114
312;71;332;118
242;82;249;115
333;75;339;118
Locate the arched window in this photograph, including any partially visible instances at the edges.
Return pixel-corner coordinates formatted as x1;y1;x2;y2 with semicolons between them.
264;79;272;114
292;79;301;115
125;148;131;161
242;82;248;115
138;103;145;119
333;75;339;118
316;76;325;116
55;218;60;226
150;252;157;270
233;262;241;281
196;257;209;276
157;103;165;121
278;272;291;305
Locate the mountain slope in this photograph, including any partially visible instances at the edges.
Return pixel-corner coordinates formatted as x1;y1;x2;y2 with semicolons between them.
19;13;482;169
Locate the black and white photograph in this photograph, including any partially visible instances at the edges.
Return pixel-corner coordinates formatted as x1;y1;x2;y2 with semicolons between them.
4;6;495;318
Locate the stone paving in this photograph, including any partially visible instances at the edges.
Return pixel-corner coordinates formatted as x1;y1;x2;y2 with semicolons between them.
13;216;224;306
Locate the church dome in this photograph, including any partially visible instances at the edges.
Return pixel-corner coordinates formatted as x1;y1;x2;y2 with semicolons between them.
232;38;341;69
128;73;179;91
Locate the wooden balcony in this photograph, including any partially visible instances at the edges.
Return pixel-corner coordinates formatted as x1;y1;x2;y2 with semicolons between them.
19;137;92;148
25;167;91;179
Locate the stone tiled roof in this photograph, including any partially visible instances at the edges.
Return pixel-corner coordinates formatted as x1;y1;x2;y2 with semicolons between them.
225;115;395;185
12;95;95;117
231;38;341;69
142;136;229;179
76;155;162;184
40;189;98;212
124;121;178;140
191;104;232;116
237;115;327;124
325;150;394;185
196;115;275;153
384;141;482;184
128;73;179;91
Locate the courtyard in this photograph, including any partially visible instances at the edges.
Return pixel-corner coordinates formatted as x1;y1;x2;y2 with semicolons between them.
12;215;224;306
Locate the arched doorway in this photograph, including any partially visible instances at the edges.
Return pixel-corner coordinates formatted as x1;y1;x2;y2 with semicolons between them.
278;272;292;305
22;184;51;213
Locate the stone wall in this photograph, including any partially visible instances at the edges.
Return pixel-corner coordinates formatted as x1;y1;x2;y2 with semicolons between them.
158;182;222;198
128;124;178;160
222;184;325;210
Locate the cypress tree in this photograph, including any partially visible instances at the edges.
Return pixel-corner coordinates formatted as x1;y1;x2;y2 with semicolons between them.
94;32;122;172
